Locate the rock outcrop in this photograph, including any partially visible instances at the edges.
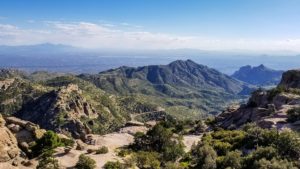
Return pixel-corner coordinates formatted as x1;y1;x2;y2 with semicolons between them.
217;69;300;130
16;84;94;140
0;115;20;164
4;116;46;148
279;69;300;89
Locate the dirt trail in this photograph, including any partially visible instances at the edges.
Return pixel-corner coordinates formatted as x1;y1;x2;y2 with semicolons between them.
55;132;134;169
182;135;202;152
54;124;201;168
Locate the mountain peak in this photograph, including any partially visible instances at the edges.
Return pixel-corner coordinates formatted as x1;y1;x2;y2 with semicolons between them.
232;64;284;86
256;64;267;70
168;59;199;67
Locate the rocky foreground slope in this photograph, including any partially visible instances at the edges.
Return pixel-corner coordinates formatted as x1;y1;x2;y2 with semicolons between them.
217;69;300;130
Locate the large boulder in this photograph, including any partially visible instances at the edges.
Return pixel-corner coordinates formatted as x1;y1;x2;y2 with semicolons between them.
5;116;46;144
0;115;20;163
247;89;269;107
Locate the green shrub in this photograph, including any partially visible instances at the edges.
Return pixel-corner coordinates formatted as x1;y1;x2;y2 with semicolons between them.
103;161;124;169
75;154;96;169
117;149;131;157
243;146;278;168
202;130;246;155
162;139;185;161
131;123;185;162
37;156;60;169
287;107;300;122
61;137;75;147
37;150;60;169
133;151;160;169
288;88;300;95
96;146;109;154
191;144;217;169
276;130;300;160
213;141;232;156
253;158;297;169
164;162;185;169
31;130;63;157
217;150;242;169
268;86;285;101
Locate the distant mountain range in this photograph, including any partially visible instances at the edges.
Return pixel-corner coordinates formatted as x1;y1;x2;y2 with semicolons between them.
1;43;300;74
231;64;284;86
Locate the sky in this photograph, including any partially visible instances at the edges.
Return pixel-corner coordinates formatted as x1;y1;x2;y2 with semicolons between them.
1;0;300;52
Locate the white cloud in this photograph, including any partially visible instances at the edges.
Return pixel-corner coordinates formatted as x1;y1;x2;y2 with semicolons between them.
0;21;300;52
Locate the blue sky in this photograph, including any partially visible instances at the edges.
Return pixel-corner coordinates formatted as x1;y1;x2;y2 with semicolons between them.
1;0;300;51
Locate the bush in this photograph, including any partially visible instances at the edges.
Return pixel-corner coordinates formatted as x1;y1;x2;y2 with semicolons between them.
247;146;278;165
202;129;246;155
117;149;131;157
217;150;242;169
191;144;217;169
31;130;63;157
162;139;185;161
276;130;300;160
212;141;232;156
75;154;96;169
37;156;60;169
268;86;285;101
146;124;173;152
96;146;109;154
131;123;185;161
253;158;297;169
133;151;160;169
61;137;75;147
287;107;300;122
103;161;124;169
164;162;185;169
37;150;60;169
193;120;207;133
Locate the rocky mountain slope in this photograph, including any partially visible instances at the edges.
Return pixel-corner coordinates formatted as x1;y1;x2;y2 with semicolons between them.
231;64;283;86
217;69;300;130
0;71;159;140
79;60;253;118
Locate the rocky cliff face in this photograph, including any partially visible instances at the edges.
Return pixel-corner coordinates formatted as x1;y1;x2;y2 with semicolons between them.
16;84;95;140
279;69;300;89
217;69;300;130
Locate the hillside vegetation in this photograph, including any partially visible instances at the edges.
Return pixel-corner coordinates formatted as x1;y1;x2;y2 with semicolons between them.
79;60;253;119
